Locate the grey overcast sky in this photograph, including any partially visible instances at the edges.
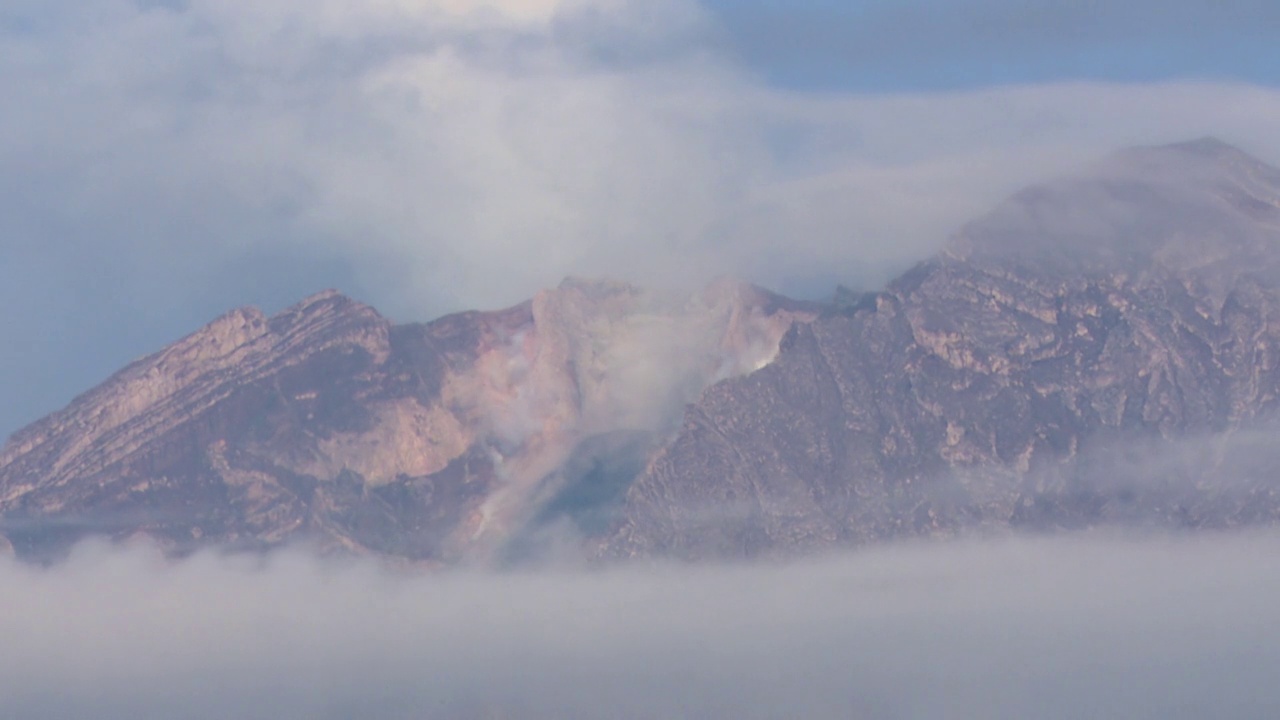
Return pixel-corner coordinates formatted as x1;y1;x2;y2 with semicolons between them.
5;0;1280;438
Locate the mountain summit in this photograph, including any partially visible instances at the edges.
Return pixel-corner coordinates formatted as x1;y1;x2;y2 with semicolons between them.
606;138;1280;558
5;140;1280;563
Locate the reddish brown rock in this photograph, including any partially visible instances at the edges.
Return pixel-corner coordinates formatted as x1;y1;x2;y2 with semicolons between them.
0;278;808;562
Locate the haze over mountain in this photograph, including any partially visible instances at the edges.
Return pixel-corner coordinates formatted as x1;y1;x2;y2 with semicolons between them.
10;0;1280;453
4;138;1280;564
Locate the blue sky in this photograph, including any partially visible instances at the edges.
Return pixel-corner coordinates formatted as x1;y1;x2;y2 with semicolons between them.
3;0;1280;439
706;0;1280;91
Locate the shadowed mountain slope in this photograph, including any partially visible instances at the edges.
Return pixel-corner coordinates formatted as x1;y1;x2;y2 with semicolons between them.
603;138;1280;559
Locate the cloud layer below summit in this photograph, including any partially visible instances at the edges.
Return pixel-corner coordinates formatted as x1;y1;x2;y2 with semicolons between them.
3;532;1280;719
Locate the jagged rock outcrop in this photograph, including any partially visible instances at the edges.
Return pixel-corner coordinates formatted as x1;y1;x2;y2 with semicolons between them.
0;278;810;562
602;138;1280;559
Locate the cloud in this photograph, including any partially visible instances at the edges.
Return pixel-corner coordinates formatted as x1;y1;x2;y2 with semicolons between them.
5;0;1280;438
2;532;1279;718
9;1;1280;314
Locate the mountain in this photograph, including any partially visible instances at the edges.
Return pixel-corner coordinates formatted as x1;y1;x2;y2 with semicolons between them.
5;138;1280;563
0;277;811;562
603;138;1280;559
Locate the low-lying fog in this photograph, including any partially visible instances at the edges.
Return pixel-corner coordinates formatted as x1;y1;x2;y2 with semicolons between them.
3;532;1278;719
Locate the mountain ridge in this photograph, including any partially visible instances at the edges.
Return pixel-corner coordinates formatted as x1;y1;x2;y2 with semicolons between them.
6;139;1280;563
0;275;810;562
600;138;1280;559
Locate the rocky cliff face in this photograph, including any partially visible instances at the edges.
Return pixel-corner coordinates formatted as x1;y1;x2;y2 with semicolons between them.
0;278;809;562
5;138;1280;564
603;138;1280;559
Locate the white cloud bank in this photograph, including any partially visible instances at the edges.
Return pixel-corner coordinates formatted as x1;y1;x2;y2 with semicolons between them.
2;532;1279;719
5;0;1280;436
5;0;1280;319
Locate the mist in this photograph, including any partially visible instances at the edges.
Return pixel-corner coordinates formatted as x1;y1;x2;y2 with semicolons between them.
1;532;1278;719
8;0;1280;438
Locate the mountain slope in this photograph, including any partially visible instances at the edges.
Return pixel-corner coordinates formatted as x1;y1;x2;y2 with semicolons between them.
6;138;1280;564
0;280;809;562
603;138;1280;559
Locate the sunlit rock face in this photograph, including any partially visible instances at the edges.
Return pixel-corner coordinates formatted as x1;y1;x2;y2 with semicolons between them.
451;277;815;559
0;277;813;563
602;139;1280;560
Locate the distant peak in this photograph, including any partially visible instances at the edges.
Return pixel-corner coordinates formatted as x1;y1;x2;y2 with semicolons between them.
1167;136;1240;156
948;135;1280;274
1114;136;1264;168
282;289;369;316
266;289;387;336
296;288;349;306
